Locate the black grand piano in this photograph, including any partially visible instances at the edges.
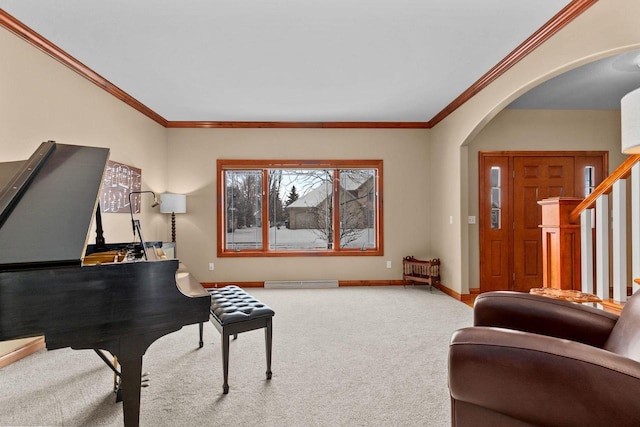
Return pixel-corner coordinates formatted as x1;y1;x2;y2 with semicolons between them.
0;141;211;426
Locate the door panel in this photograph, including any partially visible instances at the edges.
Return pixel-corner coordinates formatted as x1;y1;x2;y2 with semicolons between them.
490;240;503;276
513;156;574;292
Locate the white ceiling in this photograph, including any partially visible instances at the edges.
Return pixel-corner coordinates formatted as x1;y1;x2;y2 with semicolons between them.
3;0;629;123
508;49;640;110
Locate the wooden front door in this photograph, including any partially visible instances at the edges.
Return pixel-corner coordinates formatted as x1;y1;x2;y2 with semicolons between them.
479;151;607;293
512;157;574;292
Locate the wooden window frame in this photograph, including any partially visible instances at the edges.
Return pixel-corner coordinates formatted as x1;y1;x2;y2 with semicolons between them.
217;159;384;257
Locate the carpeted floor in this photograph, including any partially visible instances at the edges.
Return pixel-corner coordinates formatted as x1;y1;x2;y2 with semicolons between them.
0;286;473;426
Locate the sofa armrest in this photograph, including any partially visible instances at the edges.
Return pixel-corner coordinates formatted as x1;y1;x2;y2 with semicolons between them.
449;327;640;427
474;291;618;348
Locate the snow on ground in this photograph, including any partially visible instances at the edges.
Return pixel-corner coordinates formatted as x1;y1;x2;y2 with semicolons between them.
226;226;376;250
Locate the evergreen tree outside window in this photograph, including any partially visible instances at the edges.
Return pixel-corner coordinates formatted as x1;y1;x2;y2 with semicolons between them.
217;160;383;257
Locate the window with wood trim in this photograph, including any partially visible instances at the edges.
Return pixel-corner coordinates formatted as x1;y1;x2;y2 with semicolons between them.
217;159;383;257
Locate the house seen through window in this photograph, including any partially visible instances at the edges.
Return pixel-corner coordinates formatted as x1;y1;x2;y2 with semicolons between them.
217;160;383;256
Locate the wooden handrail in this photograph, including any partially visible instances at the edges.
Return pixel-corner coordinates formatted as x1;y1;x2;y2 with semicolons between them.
570;154;640;223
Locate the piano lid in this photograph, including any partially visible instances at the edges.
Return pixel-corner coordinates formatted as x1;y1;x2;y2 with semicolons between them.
0;141;110;270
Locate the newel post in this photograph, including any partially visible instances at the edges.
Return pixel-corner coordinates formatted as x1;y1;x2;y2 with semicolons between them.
538;197;582;290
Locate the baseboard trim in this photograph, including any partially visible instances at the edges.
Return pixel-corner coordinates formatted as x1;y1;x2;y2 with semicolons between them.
433;283;460;300
0;337;45;369
202;281;265;289
340;280;406;286
203;280;416;289
201;280;468;295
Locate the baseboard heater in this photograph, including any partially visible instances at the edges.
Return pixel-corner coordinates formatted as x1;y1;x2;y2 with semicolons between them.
264;280;339;289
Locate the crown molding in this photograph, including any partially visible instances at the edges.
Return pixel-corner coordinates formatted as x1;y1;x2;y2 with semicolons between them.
166;121;430;129
0;1;597;129
0;9;168;127
427;0;598;127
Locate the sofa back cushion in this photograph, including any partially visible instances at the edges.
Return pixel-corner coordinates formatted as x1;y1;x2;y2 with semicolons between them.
605;291;640;362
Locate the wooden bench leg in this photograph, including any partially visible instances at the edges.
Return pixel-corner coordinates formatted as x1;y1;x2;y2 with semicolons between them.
265;318;272;380
222;328;230;394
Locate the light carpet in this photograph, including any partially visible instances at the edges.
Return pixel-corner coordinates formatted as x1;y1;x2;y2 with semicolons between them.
0;286;472;426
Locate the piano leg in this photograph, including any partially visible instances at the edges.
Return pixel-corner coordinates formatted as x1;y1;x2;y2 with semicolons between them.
119;353;143;427
101;329;180;427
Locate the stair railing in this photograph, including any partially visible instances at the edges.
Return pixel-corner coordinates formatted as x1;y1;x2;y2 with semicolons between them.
540;154;640;306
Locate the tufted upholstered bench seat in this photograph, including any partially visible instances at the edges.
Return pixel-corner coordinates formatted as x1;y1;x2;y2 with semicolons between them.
198;285;274;394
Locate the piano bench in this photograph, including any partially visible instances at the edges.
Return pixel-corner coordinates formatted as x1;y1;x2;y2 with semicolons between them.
199;285;274;394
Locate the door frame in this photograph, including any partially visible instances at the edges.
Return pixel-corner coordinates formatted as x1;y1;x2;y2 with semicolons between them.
479;150;608;293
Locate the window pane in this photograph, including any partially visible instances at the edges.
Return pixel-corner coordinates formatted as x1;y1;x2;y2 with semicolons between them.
491;208;501;230
490;166;500;188
225;170;263;250
490;166;501;229
274;169;333;250
491;188;501;208
584;166;595;195
339;169;376;249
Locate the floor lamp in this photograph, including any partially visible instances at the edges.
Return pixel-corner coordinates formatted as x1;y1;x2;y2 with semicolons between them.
160;193;186;243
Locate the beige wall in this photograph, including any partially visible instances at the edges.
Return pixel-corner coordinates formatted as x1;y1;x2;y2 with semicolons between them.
466;109;626;289
0;27;169;244
166;128;432;282
429;0;640;295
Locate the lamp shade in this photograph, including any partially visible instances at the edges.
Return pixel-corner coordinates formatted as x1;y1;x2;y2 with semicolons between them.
621;87;640;154
160;193;186;214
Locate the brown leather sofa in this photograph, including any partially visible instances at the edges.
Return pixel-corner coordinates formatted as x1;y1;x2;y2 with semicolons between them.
448;291;640;426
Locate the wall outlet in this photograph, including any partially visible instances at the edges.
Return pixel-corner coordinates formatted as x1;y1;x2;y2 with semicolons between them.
468;215;476;224
208;262;215;271
386;260;392;269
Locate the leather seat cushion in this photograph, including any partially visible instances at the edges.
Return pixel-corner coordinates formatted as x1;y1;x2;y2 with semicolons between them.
208;285;274;326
